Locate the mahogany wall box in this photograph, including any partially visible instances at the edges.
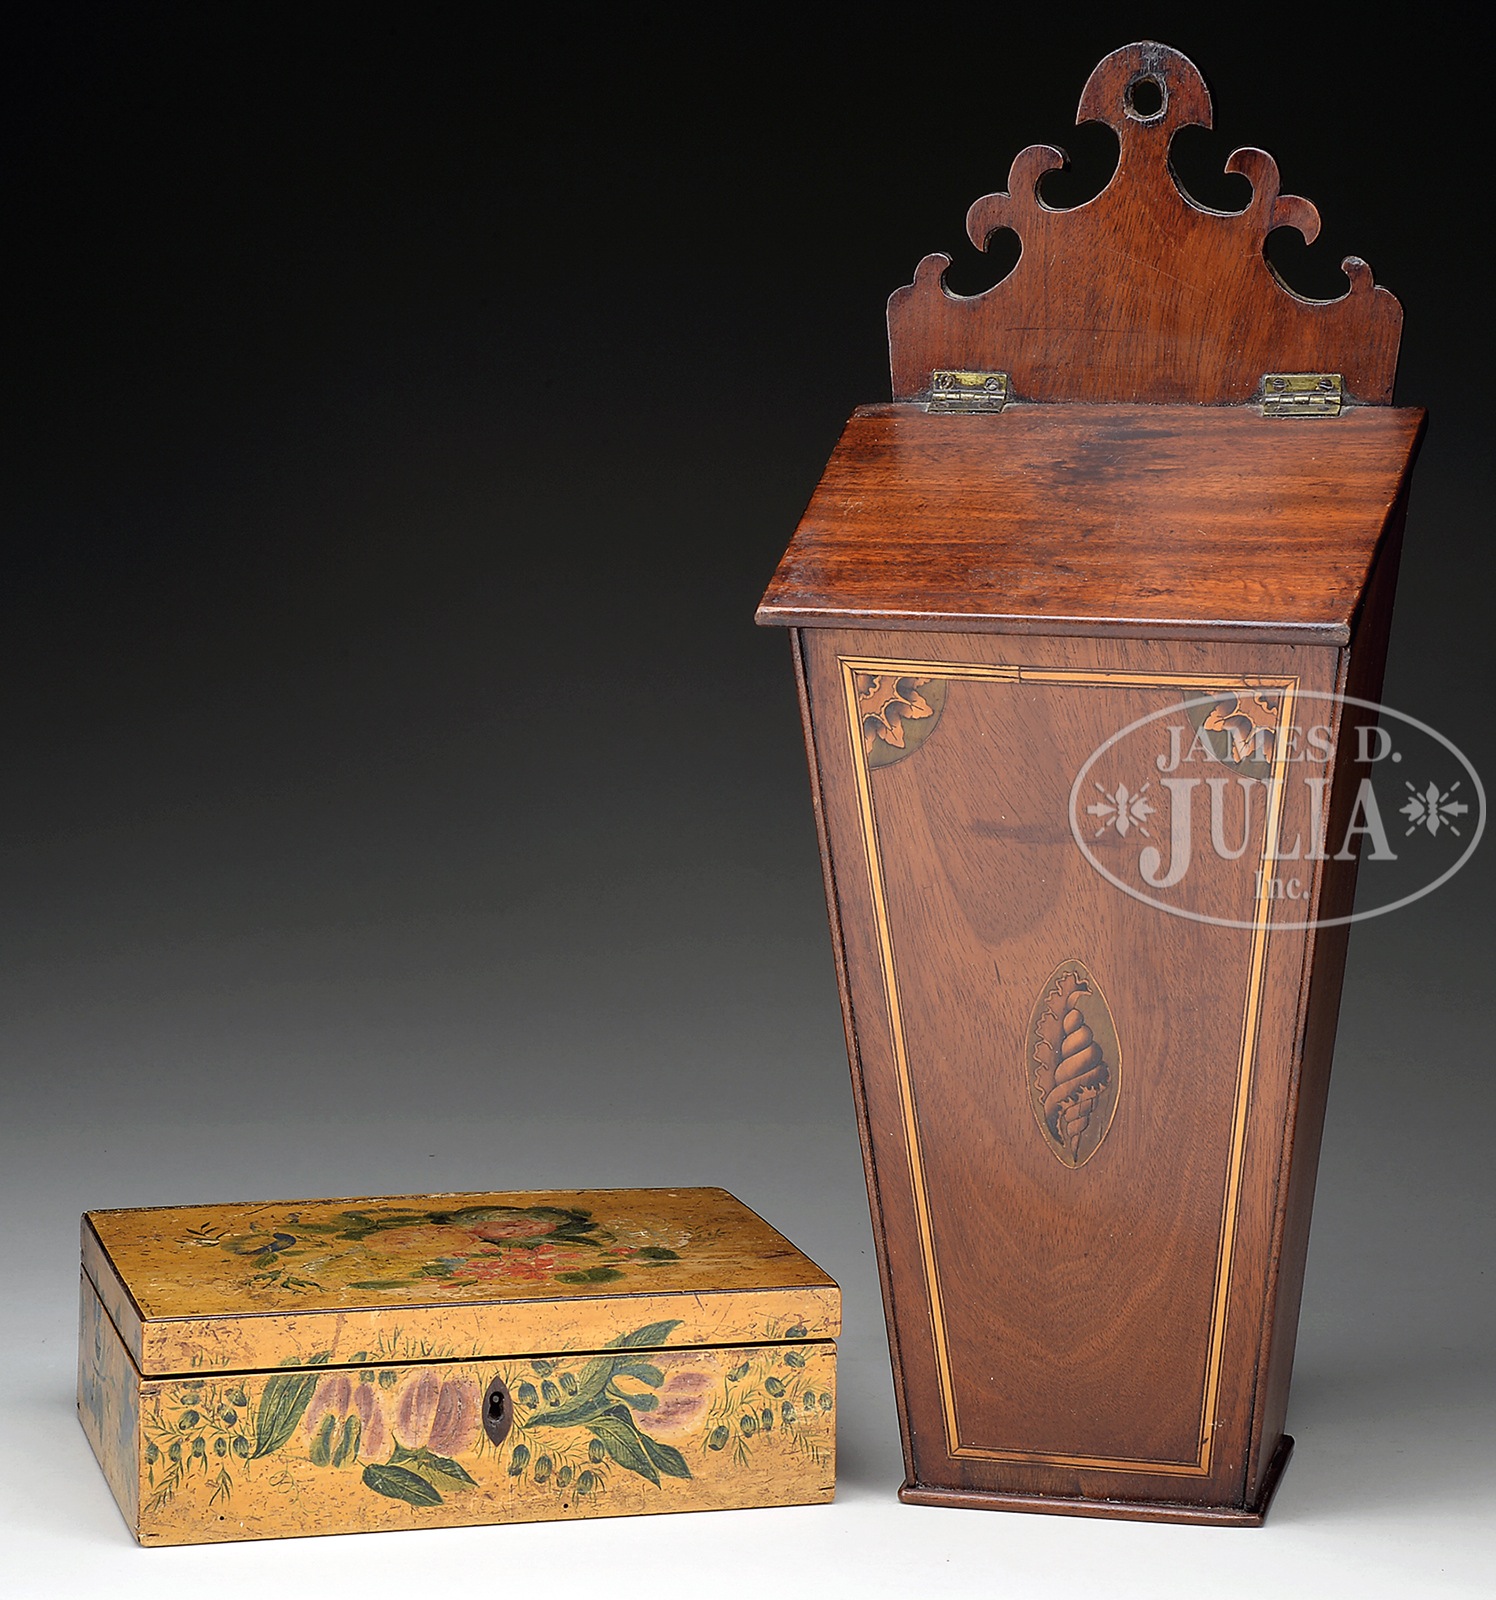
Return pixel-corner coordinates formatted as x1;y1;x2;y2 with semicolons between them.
757;43;1424;1524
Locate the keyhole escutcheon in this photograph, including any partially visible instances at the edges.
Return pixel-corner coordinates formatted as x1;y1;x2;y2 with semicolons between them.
482;1375;513;1446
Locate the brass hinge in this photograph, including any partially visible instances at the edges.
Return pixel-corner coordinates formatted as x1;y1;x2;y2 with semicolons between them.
1260;372;1343;418
929;369;1010;412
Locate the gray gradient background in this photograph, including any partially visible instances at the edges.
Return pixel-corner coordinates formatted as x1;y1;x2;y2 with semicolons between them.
4;7;1491;1595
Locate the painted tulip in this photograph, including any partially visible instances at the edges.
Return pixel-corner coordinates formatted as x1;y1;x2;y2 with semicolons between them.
641;1368;713;1437
392;1371;481;1456
304;1373;388;1465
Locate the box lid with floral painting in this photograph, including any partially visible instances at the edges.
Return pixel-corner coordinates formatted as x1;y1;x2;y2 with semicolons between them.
82;1187;839;1375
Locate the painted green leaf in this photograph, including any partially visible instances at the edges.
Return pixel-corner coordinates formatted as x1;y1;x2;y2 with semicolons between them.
346;1278;421;1290
636;1247;679;1261
526;1391;616;1430
335;1209;434;1241
639;1432;692;1481
613;1388;658;1412
607;1320;682;1350
389;1444;477;1487
555;1266;624;1285
309;1411;337;1467
362;1463;444;1506
250;1370;321;1459
586;1407;659;1486
609;1360;664;1388
332;1414;361;1468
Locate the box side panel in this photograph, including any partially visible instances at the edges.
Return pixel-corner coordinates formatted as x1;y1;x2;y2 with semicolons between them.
1244;496;1410;1498
131;1340;835;1545
82;1215;144;1367
799;626;1340;1516
791;628;919;1488
78;1274;142;1540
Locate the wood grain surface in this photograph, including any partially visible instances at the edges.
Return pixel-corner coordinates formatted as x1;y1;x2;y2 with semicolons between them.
887;42;1403;405
757;404;1425;643
787;619;1397;1520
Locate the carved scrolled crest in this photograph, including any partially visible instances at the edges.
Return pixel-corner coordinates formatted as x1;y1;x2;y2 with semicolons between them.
888;42;1403;405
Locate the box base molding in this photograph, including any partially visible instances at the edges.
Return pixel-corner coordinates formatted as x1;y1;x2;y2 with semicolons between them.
898;1435;1294;1527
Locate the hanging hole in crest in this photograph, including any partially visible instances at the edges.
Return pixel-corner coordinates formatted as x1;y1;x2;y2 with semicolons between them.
1126;75;1165;120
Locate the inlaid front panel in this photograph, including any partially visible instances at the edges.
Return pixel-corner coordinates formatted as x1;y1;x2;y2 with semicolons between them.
801;628;1339;1506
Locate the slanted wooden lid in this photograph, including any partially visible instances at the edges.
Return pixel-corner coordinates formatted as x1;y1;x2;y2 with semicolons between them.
758;43;1424;645
756;403;1424;645
83;1188;838;1375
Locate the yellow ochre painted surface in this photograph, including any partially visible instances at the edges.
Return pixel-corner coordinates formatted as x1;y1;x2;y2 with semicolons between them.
79;1278;837;1546
78;1276;141;1531
84;1187;839;1373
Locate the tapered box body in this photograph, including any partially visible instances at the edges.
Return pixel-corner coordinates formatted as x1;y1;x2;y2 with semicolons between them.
758;403;1422;1522
78;1187;838;1544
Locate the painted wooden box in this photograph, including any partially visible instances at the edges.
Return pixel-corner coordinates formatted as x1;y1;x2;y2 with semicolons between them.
77;1187;839;1545
756;44;1424;1524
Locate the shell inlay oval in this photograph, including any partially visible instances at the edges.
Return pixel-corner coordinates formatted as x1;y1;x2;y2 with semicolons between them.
1027;959;1121;1168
